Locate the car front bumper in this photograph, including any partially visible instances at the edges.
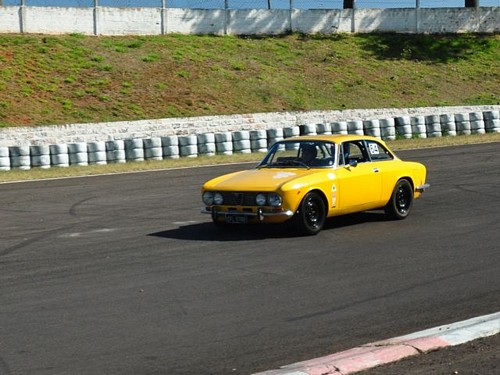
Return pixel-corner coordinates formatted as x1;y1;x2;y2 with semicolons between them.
202;207;294;223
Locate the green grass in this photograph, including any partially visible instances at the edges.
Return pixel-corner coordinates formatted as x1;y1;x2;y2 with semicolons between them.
0;33;498;127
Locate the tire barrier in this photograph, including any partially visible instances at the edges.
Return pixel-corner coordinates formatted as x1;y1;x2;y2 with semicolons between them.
106;140;126;163
347;120;364;135
1;109;498;171
162;136;180;159
179;135;198;158
68;142;89;166
425;115;442;138
9;146;31;170
30;145;51;169
0;146;10;171
232;131;251;154
411;116;427;139
379;118;396;140
300;123;317;136
215;132;233;155
283;126;300;139
50;144;70;167
363;119;381;138
197;133;216;156
317;123;332;135
455;113;471;135
250;130;268;153
484;111;500;133
143;137;163;160
125;139;145;162
395;116;413;139
331;121;348;135
283;126;300;150
267;128;284;147
469;112;485;135
440;114;457;136
87;141;107;165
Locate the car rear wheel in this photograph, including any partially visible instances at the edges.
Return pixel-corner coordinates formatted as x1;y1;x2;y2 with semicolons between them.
385;179;413;220
294;191;326;235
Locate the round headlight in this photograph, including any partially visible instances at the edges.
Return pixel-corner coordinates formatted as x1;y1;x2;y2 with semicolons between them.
268;193;282;207
256;193;267;206
213;192;224;205
202;191;214;205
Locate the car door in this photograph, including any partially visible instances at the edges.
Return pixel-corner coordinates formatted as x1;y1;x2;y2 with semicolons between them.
364;139;398;203
336;140;382;211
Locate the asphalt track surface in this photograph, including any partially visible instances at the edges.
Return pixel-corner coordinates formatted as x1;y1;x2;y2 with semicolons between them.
0;143;499;375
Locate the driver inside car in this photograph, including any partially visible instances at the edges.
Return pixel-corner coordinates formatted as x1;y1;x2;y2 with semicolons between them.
300;144;319;166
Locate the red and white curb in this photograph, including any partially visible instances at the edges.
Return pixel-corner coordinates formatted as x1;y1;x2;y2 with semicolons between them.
253;311;500;375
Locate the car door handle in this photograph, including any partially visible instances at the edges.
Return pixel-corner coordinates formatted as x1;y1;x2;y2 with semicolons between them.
373;168;379;173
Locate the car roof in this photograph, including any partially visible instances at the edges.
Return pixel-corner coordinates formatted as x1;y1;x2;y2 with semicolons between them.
284;134;383;144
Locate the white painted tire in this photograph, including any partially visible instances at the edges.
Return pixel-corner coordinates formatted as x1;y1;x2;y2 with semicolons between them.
233;139;251;153
162;145;180;158
331;121;348;134
347;120;364;135
283;127;300;138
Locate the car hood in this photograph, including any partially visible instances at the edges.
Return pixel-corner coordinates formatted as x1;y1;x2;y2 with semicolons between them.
203;167;328;191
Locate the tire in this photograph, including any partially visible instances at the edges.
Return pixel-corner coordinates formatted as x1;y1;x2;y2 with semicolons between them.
385;179;414;220
294;192;326;235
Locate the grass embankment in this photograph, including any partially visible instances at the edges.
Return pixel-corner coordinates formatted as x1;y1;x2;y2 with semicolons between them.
0;33;498;127
0;32;498;182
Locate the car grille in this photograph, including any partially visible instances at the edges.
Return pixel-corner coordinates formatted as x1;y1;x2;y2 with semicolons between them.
221;192;256;206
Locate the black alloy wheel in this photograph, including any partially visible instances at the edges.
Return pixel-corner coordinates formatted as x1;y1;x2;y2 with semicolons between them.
385;179;414;220
294;191;326;235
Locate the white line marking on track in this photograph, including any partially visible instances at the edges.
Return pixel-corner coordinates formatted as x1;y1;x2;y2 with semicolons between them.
58;228;117;238
172;221;199;226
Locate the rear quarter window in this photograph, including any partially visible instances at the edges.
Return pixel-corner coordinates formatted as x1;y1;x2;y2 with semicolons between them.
367;141;393;161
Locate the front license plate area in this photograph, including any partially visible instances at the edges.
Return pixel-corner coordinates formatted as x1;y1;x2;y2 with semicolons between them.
225;214;248;224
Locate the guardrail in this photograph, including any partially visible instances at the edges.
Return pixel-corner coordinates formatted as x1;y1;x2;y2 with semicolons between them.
0;110;498;171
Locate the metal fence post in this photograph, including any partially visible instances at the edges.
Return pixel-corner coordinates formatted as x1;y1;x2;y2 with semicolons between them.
224;0;228;35
161;0;166;35
289;0;293;34
416;0;420;34
19;0;26;33
93;0;98;36
351;0;356;33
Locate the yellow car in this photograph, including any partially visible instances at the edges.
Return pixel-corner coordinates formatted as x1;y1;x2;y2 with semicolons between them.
201;134;429;235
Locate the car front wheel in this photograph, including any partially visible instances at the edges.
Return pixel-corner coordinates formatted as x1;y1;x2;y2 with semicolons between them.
294;191;326;235
385;179;413;220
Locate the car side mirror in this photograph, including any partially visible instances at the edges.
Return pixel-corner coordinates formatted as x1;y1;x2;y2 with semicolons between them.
348;159;358;167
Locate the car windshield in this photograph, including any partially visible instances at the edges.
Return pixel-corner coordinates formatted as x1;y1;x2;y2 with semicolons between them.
259;140;336;168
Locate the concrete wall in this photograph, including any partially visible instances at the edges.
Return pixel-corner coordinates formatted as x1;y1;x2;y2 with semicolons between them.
21;7;94;34
0;6;498;35
419;7;498;33
293;9;353;34
97;7;162;35
166;9;226;35
1;106;498;147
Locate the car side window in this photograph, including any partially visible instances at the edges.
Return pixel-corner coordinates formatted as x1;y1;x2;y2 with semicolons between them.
366;140;393;161
341;141;368;165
